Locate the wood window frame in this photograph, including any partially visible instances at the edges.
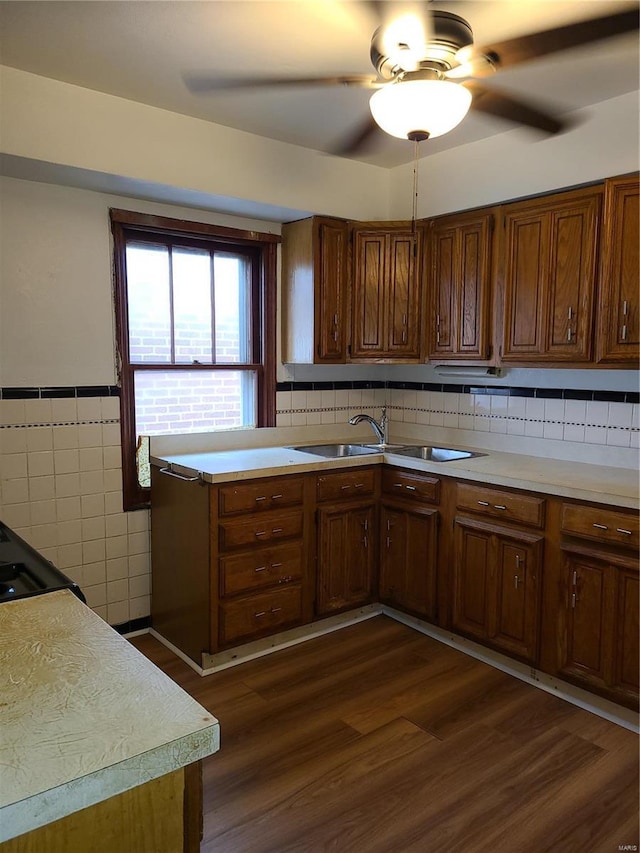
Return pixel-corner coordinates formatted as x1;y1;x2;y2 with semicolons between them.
110;209;279;510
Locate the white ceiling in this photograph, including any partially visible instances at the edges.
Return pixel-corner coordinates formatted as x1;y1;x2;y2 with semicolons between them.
0;0;638;168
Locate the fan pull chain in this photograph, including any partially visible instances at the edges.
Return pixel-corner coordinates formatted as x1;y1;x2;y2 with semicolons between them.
411;138;420;233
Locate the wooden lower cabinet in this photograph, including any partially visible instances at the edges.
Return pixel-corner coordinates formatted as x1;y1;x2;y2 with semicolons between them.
557;546;638;708
5;764;202;853
316;503;376;615
452;516;543;664
379;504;438;620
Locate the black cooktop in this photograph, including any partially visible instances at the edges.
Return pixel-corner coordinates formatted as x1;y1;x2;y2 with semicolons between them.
0;522;85;603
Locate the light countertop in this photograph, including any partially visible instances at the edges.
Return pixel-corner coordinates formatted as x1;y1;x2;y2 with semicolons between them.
0;590;220;843
151;433;639;509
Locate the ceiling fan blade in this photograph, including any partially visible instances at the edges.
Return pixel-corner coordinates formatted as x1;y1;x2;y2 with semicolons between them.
330;115;381;156
184;74;379;94
469;8;639;71
465;82;567;135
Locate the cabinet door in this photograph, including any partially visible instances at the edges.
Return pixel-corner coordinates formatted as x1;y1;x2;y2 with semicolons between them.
615;568;639;700
544;197;599;361
316;504;375;614
596;175;640;362
502;191;600;363
429;213;493;360
351;230;386;357
492;533;542;662
380;504;438;619
452;519;493;641
386;230;421;358
558;551;616;693
315;218;349;362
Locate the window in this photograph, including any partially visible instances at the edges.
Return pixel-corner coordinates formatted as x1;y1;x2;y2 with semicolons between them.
111;210;278;509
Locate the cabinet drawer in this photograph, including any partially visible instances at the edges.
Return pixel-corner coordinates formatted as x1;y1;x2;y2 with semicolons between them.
218;510;303;551
317;467;377;502
382;468;440;504
457;483;545;528
220;584;303;645
218;476;304;516
220;542;303;596
561;503;639;549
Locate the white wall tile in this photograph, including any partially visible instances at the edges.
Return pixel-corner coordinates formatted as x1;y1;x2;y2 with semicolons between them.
104;468;122;491
25;399;52;424
56;496;81;521
585;400;609;426
106;513;128;537
79;447;103;471
128;531;149;555
77;398;102;421
129;574;150;599
1;400;26;426
81;493;105;518
57;543;83;569
2;478;29;504
128;553;150;577
606;427;631;447
55;472;81;497
543;421;564;440
28;451;54;477
2;503;31;528
30;499;57;525
83;561;107;586
84;583;107;608
276;412;292;427
80;470;105;495
57;520;82;545
29;475;56;502
3;453;28;479
127;511;149;534
129;595;150;620
608;402;633;429
27;427;53;452
543;399;565;421
106;534;128;559
107;557;129;581
563;423;585;442
53;426;79;450
101;423;121;446
100;397;120;420
28;523;58;549
107;578;129;603
78;423;103;447
104;491;123;515
564;400;587;423
584;425;607;444
1;429;27;454
82;516;106;542
525;398;545;420
51;398;78;423
54;449;80;474
107;600;129;626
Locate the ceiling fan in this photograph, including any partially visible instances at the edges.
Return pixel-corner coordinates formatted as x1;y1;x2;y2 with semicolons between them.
185;3;639;155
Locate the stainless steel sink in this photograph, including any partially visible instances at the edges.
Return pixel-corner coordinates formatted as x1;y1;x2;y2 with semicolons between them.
289;443;382;458
388;446;487;462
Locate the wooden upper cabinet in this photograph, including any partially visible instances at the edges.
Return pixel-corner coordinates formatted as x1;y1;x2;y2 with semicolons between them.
281;216;349;363
596;174;640;363
428;210;494;360
351;223;422;360
501;188;601;363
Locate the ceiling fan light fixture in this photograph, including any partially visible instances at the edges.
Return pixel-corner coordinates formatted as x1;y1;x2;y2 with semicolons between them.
369;79;472;140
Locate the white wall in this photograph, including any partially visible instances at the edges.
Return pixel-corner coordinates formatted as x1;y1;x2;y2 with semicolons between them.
0;178;283;387
389;91;640;219
0;66;390;222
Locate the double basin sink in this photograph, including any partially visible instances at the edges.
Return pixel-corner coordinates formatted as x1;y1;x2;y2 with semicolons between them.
289;443;486;462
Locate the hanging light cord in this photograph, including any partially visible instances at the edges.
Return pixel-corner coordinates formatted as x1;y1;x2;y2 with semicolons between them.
411;138;420;232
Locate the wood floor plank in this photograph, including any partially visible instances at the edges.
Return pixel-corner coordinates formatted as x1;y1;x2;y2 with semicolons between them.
130;615;639;853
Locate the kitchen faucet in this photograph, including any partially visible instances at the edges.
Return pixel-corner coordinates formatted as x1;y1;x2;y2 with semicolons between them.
348;407;388;445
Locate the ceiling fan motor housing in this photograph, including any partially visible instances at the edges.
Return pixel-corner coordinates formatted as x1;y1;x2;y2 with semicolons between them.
370;11;475;79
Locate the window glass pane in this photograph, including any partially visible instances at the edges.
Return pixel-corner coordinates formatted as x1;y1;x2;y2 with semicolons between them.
173;247;213;364
126;243;172;363
214;253;251;363
134;369;257;437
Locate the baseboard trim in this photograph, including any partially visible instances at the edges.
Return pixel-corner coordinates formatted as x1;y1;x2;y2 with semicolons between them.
382;606;639;734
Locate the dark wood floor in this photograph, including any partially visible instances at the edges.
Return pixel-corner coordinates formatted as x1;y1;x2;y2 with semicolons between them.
131;617;639;853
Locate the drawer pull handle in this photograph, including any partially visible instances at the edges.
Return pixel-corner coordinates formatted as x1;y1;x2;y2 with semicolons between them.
255;530;267;537
271;562;283;568
405;485;416;491
254;566;267;573
354;483;365;489
255;496;267;502
592;523;608;530
617;528;632;535
477;500;490;507
271;494;283;500
254;611;266;618
271;607;282;614
494;504;507;511
393;483;403;488
272;527;283;534
514;575;521;589
340;484;352;490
